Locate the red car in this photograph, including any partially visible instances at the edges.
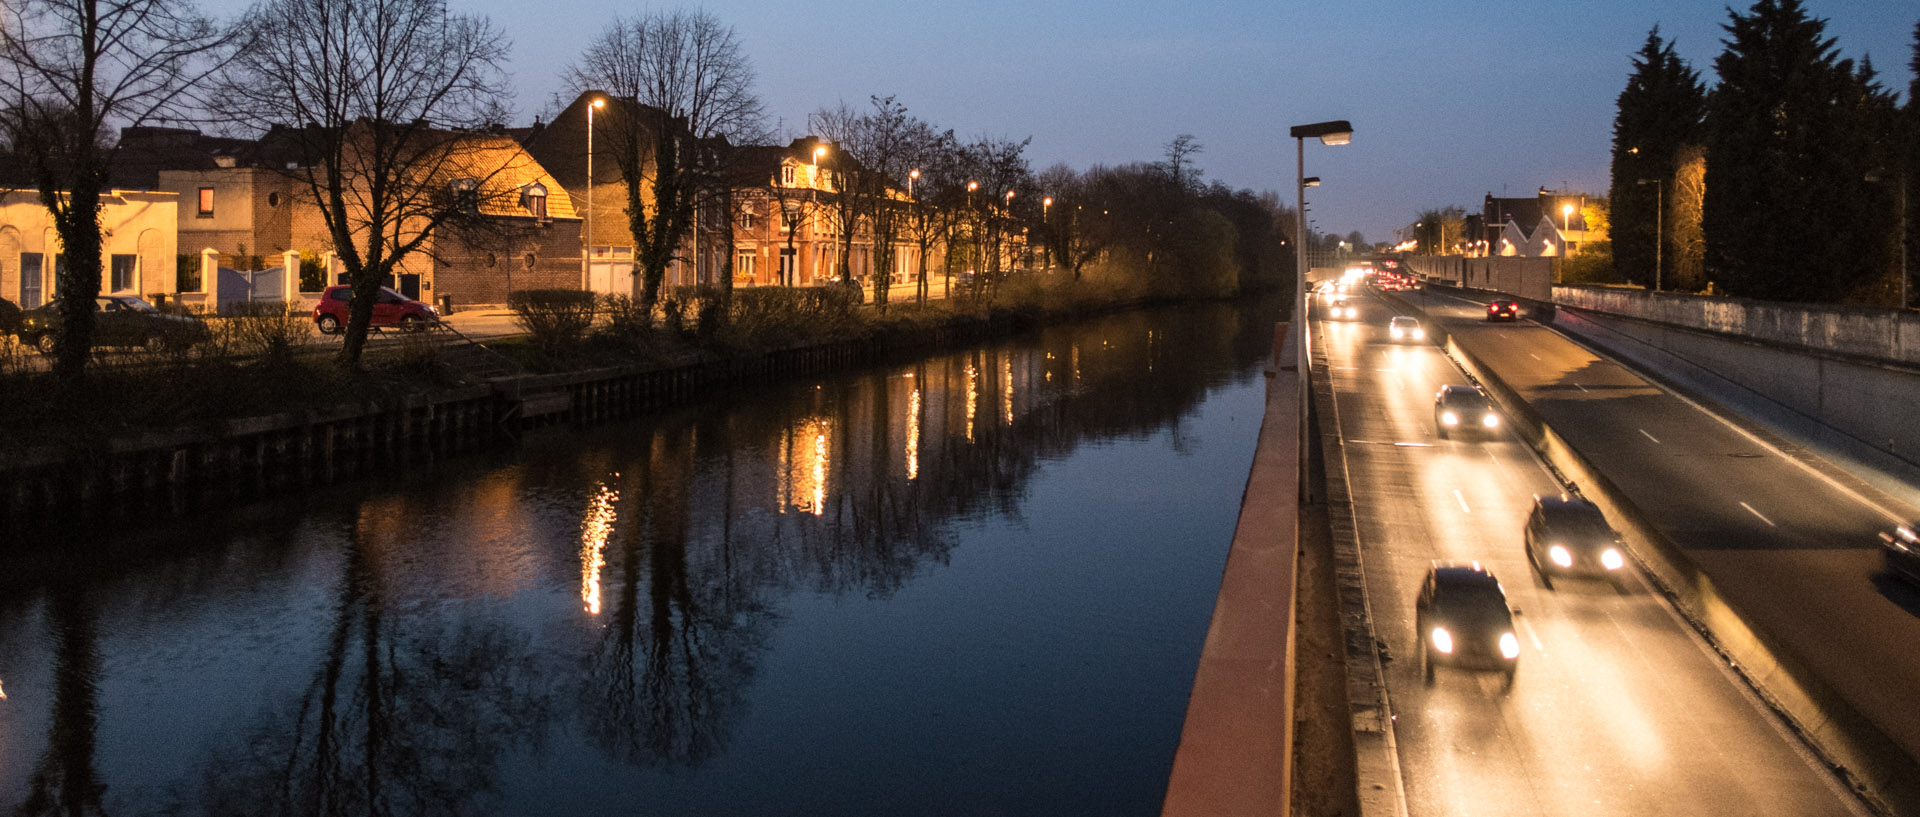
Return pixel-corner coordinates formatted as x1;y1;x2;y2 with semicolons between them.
1486;299;1519;322
313;285;438;334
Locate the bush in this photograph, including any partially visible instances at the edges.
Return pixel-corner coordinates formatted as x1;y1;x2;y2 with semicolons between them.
599;294;651;343
510;289;597;356
722;286;863;347
1560;245;1620;286
219;301;312;362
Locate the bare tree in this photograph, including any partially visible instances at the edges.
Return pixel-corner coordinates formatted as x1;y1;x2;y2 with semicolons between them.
811;96;933;305
901;128;962;303
0;0;233;380
215;0;512;365
567;8;764;314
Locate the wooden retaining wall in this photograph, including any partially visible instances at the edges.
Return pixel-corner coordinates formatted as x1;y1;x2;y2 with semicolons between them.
0;325;980;525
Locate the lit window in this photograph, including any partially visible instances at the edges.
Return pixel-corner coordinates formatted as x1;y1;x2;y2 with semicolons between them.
522;183;548;218
197;187;214;216
781;166;795;186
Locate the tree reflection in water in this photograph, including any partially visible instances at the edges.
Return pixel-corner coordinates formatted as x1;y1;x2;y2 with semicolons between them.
187;516;549;817
15;581;107;817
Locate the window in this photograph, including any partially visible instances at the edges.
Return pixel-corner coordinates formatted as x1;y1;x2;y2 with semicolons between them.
20;253;43;308
267;192;281;207
739;206;756;230
110;254;136;292
450;178;479;214
521;183;548;218
524;251;538;269
197;187;214;217
782;206;801;232
781;166;796;186
735;250;757;283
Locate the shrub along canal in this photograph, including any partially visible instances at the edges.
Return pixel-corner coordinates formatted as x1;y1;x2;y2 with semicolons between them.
0;294;1283;815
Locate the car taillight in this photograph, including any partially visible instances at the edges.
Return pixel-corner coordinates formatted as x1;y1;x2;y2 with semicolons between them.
1601;548;1625;570
1431;627;1454;654
1549;545;1573;567
1499;632;1521;659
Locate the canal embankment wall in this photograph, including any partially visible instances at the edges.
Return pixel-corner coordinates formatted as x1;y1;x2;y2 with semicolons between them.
1384;286;1919;816
0;302;1132;525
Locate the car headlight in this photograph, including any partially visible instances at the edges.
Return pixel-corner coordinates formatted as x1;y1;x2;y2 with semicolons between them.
1549;544;1573;568
1601;548;1625;571
1412;329;1425;339
1441;411;1459;426
1482;413;1500;428
1430;626;1454;654
1390;328;1403;339
1499;632;1521;659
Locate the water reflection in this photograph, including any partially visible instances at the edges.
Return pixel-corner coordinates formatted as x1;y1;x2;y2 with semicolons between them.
0;296;1284;814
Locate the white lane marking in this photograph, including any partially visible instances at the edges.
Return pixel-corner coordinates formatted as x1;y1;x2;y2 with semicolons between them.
1740;501;1777;527
1529;353;1542;361
1639;429;1661;444
1574;383;1589;392
1519;616;1546;652
1454;489;1471;513
1394;442;1435;448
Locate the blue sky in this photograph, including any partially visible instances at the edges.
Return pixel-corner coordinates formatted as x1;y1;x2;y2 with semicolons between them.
210;0;1916;244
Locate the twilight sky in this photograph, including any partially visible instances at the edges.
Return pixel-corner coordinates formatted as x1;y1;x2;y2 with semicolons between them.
212;0;1916;244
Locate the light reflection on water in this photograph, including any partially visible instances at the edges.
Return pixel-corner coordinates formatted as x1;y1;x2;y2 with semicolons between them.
0;295;1283;816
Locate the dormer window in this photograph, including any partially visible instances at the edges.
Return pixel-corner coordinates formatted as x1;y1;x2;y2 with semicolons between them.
449;177;479;214
521;182;548;218
781;165;795;186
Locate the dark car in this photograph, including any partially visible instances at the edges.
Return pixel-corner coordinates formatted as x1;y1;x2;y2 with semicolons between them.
1487;299;1519;321
1524;494;1629;588
1416;562;1520;688
313;285;438;334
1433;384;1500;439
1877;524;1920;586
18;295;210;354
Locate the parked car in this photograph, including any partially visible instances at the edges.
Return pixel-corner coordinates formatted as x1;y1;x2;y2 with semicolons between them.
1524;494;1629;588
1417;562;1520;688
312;285;438;334
1877;524;1920;587
18;295;210;354
1388;316;1424;341
1487;299;1519;321
1433;384;1500;439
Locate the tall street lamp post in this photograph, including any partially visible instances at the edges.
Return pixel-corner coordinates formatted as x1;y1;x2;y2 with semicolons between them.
582;96;605;292
1042;196;1052;270
1635;178;1662;292
1289;119;1352;503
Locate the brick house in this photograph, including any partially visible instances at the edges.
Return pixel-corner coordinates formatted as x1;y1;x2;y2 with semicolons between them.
113;124;580;308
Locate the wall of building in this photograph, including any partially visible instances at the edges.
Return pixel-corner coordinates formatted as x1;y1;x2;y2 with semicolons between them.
1404;255;1553;301
0;190;178;305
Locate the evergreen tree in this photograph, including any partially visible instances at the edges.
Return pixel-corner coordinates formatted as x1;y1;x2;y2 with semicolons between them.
1610;28;1706;290
1704;0;1889;302
1903;22;1920;306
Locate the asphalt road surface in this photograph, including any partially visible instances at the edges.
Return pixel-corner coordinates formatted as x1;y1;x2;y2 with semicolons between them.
1316;287;1869;817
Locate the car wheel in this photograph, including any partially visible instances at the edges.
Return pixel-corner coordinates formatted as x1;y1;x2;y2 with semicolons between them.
316;314;342;335
33;333;56;356
1502;667;1517;692
400;314;425;332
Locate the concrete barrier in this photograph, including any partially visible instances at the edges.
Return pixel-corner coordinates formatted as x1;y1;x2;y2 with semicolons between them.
1162;323;1301;817
1555;306;1920;472
1555;285;1920;366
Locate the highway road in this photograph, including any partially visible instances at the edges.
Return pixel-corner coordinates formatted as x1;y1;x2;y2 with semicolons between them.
1315;286;1870;817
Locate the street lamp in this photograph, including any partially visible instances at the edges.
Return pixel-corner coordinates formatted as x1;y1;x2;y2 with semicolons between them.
1042;196;1053;270
1289;119;1352;503
908;168;919;198
1635;178;1662;291
582;95;605;291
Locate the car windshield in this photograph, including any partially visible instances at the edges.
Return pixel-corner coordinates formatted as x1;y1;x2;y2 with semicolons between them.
110;296;158;312
1434;582;1510;625
1546;509;1614;543
1445;390;1489;409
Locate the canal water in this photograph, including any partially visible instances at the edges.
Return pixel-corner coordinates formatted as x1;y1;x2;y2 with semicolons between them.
0;295;1281;816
